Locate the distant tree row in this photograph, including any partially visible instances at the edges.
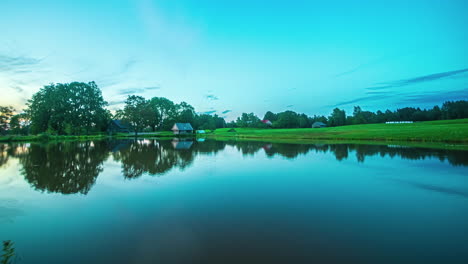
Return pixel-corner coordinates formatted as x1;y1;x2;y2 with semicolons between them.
0;80;467;135
226;100;468;129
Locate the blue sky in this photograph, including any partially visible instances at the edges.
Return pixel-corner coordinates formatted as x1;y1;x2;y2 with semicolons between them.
0;0;467;119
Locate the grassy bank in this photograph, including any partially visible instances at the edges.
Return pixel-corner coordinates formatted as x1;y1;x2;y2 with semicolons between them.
0;131;189;142
0;134;109;142
2;119;467;149
206;119;468;144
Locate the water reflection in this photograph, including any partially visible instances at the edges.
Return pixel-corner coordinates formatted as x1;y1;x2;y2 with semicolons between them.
0;140;467;195
112;140;196;179
18;141;109;195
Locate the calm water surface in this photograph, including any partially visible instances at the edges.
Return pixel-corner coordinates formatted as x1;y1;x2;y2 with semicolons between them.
0;139;467;263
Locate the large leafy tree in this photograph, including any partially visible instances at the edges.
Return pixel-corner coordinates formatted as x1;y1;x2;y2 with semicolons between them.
0;106;14;135
328;108;346;126
148;97;176;130
26;82;109;135
236;113;261;128
176;102;196;125
121;95;151;136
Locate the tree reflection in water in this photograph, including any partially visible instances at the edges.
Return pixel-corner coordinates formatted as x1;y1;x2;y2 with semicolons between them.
112;139;225;179
0;139;466;195
18;141;109;195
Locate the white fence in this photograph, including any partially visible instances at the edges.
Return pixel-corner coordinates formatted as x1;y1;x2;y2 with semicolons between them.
385;121;413;124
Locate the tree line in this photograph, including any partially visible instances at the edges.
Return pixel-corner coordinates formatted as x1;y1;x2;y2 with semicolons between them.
228;101;468;129
0;81;467;135
0;82;226;135
114;95;226;135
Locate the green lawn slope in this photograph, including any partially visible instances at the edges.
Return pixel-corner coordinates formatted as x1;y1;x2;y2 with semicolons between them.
208;119;468;144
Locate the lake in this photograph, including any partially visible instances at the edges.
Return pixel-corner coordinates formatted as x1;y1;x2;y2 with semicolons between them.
1;139;467;263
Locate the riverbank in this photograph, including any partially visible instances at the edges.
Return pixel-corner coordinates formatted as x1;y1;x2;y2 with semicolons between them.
0;131;185;142
2;119;467;149
206;119;468;144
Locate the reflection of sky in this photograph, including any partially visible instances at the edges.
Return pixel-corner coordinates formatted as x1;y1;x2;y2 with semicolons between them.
0;143;467;262
1;0;467;120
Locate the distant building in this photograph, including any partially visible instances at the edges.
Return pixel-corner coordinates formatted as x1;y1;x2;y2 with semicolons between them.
312;122;327;128
261;119;272;126
108;120;130;134
172;123;194;135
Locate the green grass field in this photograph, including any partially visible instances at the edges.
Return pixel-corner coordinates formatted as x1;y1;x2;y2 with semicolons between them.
207;119;468;144
2;119;467;150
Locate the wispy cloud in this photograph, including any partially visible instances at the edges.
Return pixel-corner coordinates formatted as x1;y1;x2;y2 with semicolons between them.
367;68;468;90
0;54;42;72
332;95;388;107
333;88;468;107
222;110;232;114
10;86;24;93
286;104;294;108
96;58;139;88
201;110;216;115
402;88;468;104
117;86;160;95
365;91;390;95
206;94;219;101
108;100;126;106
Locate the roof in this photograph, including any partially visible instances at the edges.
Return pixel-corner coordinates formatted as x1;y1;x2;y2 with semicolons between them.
312;122;326;126
173;123;193;131
172;141;194;150
111;120;129;129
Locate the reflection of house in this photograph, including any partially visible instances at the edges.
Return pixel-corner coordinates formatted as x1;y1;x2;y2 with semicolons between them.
108;120;130;133
171;139;194;149
172;123;194;135
312;122;327;128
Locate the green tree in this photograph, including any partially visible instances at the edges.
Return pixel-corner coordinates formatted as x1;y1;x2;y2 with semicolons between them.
9;113;31;135
121;95;150;136
236;113;261;128
263;111;278;122
328;108;346;126
176;102;196;125
148;97;176;130
26;82;108;135
0;106;14;135
273;111;300;128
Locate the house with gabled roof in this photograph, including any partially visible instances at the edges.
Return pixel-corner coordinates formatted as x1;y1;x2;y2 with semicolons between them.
172;123;194;135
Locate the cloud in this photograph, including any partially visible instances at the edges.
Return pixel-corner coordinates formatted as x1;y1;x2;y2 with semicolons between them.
205;94;219;101
0;54;42;72
333;87;468;107
401;88;468;104
122;59;137;73
332;95;389;107
95;58;139;89
201;110;216;115
365;91;390;95
108;100;126;106
367;68;468;90
286;104;294;108
222;110;232;114
117;86;160;95
10;86;24;93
